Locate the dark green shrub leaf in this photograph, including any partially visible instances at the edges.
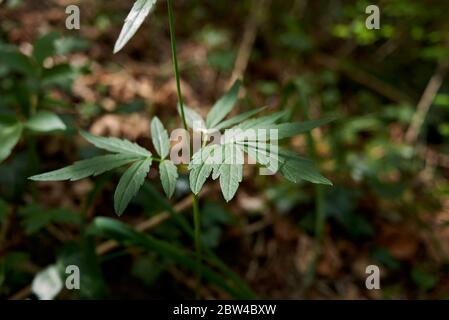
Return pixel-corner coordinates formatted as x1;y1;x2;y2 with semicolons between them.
32;32;59;66
0;46;36;77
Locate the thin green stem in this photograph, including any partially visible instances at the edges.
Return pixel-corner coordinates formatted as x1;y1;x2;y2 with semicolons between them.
301;98;327;294
302;184;325;291
167;0;202;299
192;194;202;298
167;0;188;132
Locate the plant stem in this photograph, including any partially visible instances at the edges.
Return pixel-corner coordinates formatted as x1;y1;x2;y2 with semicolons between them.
302;184;325;291
167;0;202;298
301;100;327;293
167;0;188;132
192;193;202;297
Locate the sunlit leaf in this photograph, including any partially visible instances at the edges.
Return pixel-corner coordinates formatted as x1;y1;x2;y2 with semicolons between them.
151;116;170;159
25;111;66;132
0;117;23;163
80;131;152;158
113;0;157;54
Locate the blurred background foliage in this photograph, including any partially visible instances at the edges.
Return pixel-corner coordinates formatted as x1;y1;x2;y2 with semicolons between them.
0;0;448;299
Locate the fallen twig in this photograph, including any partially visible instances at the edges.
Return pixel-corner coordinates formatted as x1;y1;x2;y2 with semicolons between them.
228;0;271;86
405;61;449;144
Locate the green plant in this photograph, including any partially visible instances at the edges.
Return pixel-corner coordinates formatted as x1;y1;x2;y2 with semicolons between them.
29;0;333;297
0;32;88;164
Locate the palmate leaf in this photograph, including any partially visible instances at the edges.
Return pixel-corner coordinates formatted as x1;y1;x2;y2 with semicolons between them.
189;143;243;201
113;0;157;54
29;154;141;181
151;117;170;159
206;80;241;129
189;144;221;194
114;158;152;216
80;131;152;158
159;160;178;198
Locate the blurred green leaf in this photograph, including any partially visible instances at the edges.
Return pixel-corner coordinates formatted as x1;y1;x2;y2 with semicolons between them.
55;36;89;55
25;111;66;132
0;45;36;77
201;202;234;249
131;254;168;287
371;248;401;271
32;32;59;66
325;187;374;238
87;217;249;298
19;204;82;235
42;63;76;88
411;267;437;291
0;116;23;164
